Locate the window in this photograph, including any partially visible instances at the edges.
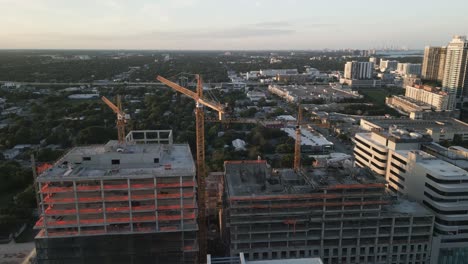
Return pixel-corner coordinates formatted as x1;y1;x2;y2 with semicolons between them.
112;159;120;165
154;158;160;163
425;183;468;196
83;157;91;161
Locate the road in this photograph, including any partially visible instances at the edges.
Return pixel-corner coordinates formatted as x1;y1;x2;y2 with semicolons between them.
0;81;168;87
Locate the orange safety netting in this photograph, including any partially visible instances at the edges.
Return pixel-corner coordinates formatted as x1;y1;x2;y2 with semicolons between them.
43;192;195;204
35;213;196;227
45;204;196;215
40;181;196;194
37;163;53;174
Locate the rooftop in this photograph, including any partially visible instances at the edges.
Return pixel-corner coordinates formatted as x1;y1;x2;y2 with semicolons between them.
281;128;334;147
362;118;468;133
224;160;386;198
38;137;195;181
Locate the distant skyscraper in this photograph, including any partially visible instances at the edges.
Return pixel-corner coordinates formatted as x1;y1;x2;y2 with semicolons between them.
421;46;447;81
344;61;374;79
442;35;468;106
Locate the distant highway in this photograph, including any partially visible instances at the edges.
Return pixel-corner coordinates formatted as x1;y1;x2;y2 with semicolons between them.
0;81;167;87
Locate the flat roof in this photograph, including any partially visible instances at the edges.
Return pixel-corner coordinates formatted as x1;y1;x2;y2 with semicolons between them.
363;118;468;132
383;199;432;215
282;128;333;147
417;156;468;177
38;141;195;181
224;161;385;198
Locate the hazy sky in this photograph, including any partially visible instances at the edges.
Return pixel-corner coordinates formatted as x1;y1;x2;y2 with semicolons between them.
1;0;467;50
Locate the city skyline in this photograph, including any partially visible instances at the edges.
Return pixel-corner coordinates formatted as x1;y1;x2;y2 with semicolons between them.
1;0;468;50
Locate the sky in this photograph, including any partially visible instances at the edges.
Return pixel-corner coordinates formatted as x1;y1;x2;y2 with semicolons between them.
1;0;467;50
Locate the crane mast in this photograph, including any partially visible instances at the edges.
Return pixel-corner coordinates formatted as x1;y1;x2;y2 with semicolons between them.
294;104;303;172
156;74;224;263
102;95;127;144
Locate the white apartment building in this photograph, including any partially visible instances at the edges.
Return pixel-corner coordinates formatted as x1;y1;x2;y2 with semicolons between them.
385;149;468;264
442;35;468;105
344;61;374;79
380;60;399;72
397;63;422;76
405;85;454;111
354;129;468;264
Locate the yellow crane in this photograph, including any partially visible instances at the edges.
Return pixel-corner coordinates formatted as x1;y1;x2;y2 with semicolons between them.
101;95;128;144
156;75;224;262
294;104;303;172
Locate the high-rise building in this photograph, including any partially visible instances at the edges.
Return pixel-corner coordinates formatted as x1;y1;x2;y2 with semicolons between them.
222;160;435;264
397;63;422;76
442;36;468;106
421;46;447;82
34;130;198;264
344;61;374;79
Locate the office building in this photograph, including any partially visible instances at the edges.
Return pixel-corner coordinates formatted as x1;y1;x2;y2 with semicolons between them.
422;47;447;82
380;60;399;72
405;85;454;111
222;160;434;264
442;36;468;105
344;61;374;79
34;130;198;264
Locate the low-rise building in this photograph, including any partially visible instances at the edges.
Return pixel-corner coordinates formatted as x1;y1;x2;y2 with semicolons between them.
359;117;468;143
247;91;267;102
386;95;433;114
405;85;454;111
339;79;382;88
281;127;334;153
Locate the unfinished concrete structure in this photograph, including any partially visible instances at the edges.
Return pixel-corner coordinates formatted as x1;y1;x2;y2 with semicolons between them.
34;130;198;264
222;160;435;264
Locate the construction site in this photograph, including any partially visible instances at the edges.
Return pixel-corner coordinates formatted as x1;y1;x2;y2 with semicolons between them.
34;130;198;263
221;160;435;264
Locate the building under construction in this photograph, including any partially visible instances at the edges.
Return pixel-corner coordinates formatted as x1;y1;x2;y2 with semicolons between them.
34;130;198;264
222;160;435;264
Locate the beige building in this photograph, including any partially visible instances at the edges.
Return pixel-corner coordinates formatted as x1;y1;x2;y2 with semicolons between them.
386;95;433;114
422;46;447;82
405;85;453;111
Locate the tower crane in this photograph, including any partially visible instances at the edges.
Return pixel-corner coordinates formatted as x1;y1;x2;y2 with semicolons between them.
294;104;303;172
101;95;129;144
156;75;225;262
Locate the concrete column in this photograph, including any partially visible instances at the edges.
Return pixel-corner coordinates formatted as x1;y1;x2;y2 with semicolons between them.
73;181;81;234
100;180;107;232
127;178;133;232
153;177;159;231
